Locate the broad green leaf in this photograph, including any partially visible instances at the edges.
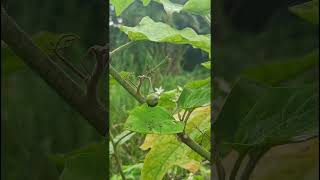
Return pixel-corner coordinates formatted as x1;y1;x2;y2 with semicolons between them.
182;0;210;16
141;107;211;180
119;16;210;54
177;78;210;109
124;104;184;134
141;0;151;6
53;142;107;180
201;61;211;70
157;89;181;112
289;0;319;24
242;50;319;85
154;0;183;15
185;77;210;89
111;0;135;16
214;78;319;152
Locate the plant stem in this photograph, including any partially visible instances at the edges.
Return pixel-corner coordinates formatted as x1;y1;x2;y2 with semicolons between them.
177;133;211;161
109;64;145;103
229;151;247;180
240;147;270;180
212;139;226;180
110;133;126;180
109;41;135;58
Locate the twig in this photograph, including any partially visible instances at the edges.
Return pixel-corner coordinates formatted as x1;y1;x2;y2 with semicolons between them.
110;133;126;180
229;151;247;180
213;139;226;180
240;147;270;180
109;64;145;104
109;41;135;58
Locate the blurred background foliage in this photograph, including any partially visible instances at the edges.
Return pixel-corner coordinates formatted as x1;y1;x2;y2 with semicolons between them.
1;0;318;179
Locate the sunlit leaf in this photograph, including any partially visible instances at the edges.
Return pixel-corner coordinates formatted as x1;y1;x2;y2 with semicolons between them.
124;104;184;134
141;0;151;6
141;107;211;180
119;16;210;54
201;61;211;70
182;0;210;16
111;0;135;16
177;78;210;109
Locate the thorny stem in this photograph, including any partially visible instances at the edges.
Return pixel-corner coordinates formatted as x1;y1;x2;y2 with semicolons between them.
110;133;126;180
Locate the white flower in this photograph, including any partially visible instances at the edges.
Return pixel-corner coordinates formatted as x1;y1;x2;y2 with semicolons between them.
117;18;123;24
155;86;164;95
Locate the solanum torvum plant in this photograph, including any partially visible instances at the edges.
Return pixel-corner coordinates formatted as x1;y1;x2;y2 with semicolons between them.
109;0;211;179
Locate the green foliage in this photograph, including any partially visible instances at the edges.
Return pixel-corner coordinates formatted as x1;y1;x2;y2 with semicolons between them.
111;0;135;16
177;78;210;109
59;142;107;180
124;104;184;134
242;50;319;85
119;16;210;54
182;0;210;16
214;78;319;153
141;107;210;180
201;61;211;70
289;0;319;25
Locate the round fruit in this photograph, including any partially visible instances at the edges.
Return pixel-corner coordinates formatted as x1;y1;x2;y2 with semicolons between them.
146;93;159;107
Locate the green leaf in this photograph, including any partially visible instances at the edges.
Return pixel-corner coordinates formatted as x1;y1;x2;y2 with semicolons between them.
141;107;211;180
177;78;210;109
182;0;211;16
111;0;135;16
289;0;319;24
157;89;181;112
154;0;183;15
124;104;184;134
119;16;210;54
54;142;107;180
141;0;151;6
214;78;319;152
242;50;319;85
201;61;211;70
